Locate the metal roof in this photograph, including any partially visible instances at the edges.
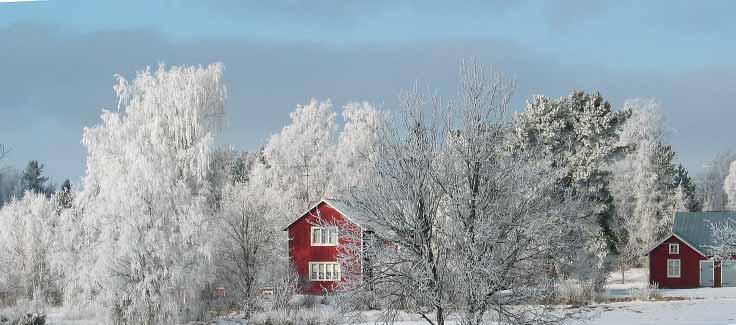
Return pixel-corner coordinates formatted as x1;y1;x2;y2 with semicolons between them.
673;212;736;255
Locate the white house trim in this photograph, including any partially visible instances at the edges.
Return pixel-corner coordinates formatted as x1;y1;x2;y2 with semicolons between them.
669;243;680;254
643;232;707;257
311;226;338;246
308;261;341;281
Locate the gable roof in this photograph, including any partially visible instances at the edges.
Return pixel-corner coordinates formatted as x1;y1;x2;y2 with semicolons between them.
281;198;369;231
670;211;736;256
643;232;707;257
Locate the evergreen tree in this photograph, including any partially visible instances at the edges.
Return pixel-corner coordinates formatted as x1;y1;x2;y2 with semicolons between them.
672;164;700;212
20;160;51;195
513;90;630;252
55;179;73;211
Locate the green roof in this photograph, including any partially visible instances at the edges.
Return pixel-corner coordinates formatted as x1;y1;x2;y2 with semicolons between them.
673;212;736;255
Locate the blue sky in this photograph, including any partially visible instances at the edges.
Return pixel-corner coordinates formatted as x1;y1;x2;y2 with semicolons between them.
1;0;735;182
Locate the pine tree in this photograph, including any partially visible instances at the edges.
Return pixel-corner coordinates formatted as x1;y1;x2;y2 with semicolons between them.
20;160;51;195
513;90;630;252
672;164;700;212
55;179;73;211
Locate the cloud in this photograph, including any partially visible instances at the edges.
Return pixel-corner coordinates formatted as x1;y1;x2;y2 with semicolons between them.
0;23;733;182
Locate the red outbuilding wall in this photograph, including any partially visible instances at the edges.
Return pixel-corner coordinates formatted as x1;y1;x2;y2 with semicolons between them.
649;235;707;288
286;202;361;294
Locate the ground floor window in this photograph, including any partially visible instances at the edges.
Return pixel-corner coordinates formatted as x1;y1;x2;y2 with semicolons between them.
309;262;341;281
667;259;681;278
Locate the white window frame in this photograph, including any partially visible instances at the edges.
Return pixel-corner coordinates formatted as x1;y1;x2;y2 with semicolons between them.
667;259;681;278
669;243;680;254
311;227;338;246
308;262;341;281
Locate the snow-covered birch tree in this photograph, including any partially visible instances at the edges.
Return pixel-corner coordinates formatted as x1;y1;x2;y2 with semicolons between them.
332;102;388;195
609;99;679;276
251;99;337;220
66;64;225;324
723;161;736;211
700;151;736;211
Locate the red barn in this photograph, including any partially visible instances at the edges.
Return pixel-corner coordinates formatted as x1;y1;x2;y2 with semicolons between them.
283;199;368;294
645;212;736;288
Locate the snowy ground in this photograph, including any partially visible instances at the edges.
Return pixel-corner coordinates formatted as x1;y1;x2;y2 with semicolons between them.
24;269;736;324
575;267;736;324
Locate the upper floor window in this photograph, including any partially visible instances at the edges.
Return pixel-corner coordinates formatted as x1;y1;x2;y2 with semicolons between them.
669;243;679;254
311;227;338;246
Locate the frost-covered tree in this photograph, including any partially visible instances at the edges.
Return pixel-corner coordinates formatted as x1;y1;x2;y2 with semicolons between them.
707;218;736;261
672;164;700;212
441;64;589;325
345;64;592;325
252;99;387;222
332;102;388;195
348;86;450;325
54;179;73;211
700;150;736;211
0;192;60;311
253;99;337;218
214;179;279;316
609;99;680;280
723;161;736;211
0;168;22;208
512;90;629;291
512;91;629;252
65;64;225;324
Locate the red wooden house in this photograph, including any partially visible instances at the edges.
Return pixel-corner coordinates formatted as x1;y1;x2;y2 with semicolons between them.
283;199;368;294
645;212;736;288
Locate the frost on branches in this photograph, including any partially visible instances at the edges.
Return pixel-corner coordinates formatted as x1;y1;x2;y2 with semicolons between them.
250;99;387;222
723;161;736;211
0;192;60;311
609;99;684;277
512;90;629;290
344;64;593;325
67;64;225;324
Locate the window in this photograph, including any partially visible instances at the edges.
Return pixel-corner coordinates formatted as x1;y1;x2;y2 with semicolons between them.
667;259;681;278
309;262;341;281
669;243;679;254
311;227;338;246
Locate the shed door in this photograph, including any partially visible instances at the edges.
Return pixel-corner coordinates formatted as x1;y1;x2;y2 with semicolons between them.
723;261;736;287
700;260;714;287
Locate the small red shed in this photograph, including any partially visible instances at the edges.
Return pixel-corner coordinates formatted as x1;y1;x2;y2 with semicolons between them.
283;199;367;294
645;212;736;288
